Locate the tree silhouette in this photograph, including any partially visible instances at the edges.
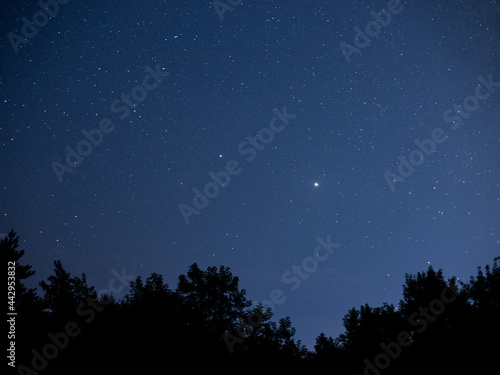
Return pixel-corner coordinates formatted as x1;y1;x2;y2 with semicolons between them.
177;263;250;335
124;272;173;312
1;230;44;369
465;256;500;311
311;261;499;374
398;266;459;317
39;260;97;319
5;230;500;374
0;230;40;312
453;256;500;373
314;332;336;357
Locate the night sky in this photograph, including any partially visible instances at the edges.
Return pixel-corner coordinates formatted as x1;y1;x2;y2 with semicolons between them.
1;0;499;349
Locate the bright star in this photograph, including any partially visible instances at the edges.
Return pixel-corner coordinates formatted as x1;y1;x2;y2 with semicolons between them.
314;182;319;187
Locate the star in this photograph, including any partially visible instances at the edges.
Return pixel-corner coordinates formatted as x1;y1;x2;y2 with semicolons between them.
313;182;319;187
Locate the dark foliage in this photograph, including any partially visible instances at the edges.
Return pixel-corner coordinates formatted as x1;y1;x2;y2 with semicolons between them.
3;231;498;374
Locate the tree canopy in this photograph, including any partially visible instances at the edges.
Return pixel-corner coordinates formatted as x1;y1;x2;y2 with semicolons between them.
2;231;498;374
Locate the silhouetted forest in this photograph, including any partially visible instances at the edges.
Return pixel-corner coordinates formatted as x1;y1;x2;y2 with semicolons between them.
2;230;499;374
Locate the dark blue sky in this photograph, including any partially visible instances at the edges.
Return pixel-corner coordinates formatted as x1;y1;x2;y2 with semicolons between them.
1;0;499;349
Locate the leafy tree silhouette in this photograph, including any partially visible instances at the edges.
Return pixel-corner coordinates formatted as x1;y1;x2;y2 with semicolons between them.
465;256;500;311
1;230;41;313
174;262;267;366
1;230;45;369
311;261;500;374
452;256;500;373
246;315;308;360
39;260;97;319
6;230;499;374
314;332;337;357
124;272;173;313
177;263;250;338
398;266;459;317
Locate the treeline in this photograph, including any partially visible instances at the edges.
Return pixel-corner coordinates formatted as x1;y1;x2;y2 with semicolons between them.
2;230;499;374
